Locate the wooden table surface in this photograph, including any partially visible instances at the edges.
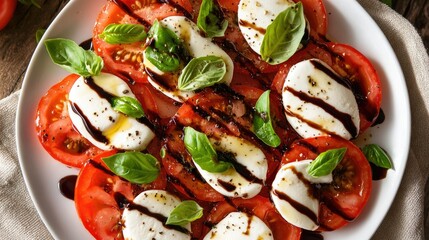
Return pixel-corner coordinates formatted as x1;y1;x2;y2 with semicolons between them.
0;0;428;100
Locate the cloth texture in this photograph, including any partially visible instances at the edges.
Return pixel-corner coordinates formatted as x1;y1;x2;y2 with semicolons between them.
0;0;428;239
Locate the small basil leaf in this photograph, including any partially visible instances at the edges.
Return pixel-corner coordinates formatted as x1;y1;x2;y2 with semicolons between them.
261;2;305;65
307;148;347;177
197;0;228;38
111;96;145;118
149;20;183;55
178;56;226;91
36;28;45;43
44;38;103;77
253;90;281;147
99;23;147;44
362;144;393;169
145;46;180;72
102;152;160;184
166;200;203;226
19;0;41;8
183;127;232;173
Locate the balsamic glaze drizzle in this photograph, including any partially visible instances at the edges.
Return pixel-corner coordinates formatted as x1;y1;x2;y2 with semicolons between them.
58;175;78;200
114;192;190;235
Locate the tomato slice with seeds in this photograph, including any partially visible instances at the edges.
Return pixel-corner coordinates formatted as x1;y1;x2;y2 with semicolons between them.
118;0;193;23
204;196;302;239
75;140;167;240
282;136;372;231
35;74;104;168
93;1;148;83
272;41;382;133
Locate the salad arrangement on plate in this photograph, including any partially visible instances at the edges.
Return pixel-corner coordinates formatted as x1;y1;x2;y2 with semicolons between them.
35;0;393;239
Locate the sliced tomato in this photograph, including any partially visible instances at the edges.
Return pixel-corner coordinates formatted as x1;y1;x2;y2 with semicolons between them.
118;0;192;24
282;136;372;231
75;149;167;240
129;82;180;120
93;2;148;83
272;41;382;133
295;0;328;38
35;74;104;168
204;196;302;239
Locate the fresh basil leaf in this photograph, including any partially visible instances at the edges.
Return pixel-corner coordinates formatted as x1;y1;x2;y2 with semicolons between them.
363;144;393;169
253;90;281;147
19;0;41;8
145;46;180;72
183;127;232;173
149;20;183;55
44;38;103;77
111;96;145;118
197;0;228;38
307;148;347;177
178;56;226;91
166;200;203;226
99;23;147;44
261;2;305;65
36;28;45;43
102;152;160;184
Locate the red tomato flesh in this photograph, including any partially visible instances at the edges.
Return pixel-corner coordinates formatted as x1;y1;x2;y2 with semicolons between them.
35;74;104;168
282;136;372;231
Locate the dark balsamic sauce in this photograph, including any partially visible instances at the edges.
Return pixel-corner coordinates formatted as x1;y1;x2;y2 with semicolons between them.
300;230;324;240
371;108;385;127
114;192;190;235
273;189;318;224
370;162;388;180
79;38;93;51
217;179;236;192
58;175;78;200
310;60;351;89
285;87;358;138
217;151;263;184
70;102;109;144
238;19;266;34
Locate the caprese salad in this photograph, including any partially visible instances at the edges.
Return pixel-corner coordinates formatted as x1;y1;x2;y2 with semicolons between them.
35;0;394;239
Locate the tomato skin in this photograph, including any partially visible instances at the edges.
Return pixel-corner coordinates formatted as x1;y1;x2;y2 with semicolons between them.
93;2;148;83
35;74;104;168
204;196;302;240
75;149;167;240
294;0;327;38
272;41;382;133
0;0;16;30
282;136;372;231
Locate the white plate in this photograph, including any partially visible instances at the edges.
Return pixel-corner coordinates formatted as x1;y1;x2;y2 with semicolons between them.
16;0;411;239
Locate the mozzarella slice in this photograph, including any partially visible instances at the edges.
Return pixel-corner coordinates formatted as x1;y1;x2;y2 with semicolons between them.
270;160;332;230
144;16;234;102
282;59;360;139
203;212;273;240
237;0;295;55
68;73;154;151
122;190;191;240
193;135;267;199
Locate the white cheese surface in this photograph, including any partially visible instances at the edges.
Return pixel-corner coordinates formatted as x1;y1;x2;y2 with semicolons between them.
282;59;360;139
203;212;273;240
122;190;191;240
68;73;154;151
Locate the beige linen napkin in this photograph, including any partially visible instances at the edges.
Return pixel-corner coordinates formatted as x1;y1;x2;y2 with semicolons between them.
0;0;428;239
